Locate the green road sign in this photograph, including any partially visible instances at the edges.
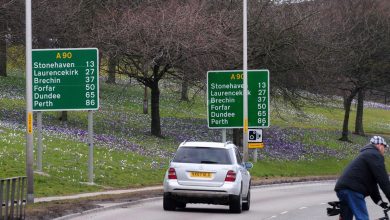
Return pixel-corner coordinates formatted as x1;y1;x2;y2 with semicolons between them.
207;70;270;128
32;48;99;111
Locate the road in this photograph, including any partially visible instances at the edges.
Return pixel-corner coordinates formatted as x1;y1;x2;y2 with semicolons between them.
68;181;387;220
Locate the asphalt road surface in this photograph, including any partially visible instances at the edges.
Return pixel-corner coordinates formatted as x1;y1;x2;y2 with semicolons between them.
68;181;387;220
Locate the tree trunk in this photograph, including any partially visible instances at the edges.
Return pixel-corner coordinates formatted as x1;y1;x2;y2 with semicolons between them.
0;8;6;77
150;81;162;137
233;128;243;148
106;55;117;84
339;89;358;142
59;111;68;122
181;77;189;101
354;89;365;136
143;85;148;114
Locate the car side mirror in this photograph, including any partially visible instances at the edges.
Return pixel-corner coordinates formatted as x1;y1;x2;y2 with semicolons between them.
244;162;253;169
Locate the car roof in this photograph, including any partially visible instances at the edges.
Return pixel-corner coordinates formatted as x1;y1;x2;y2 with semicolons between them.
179;141;235;149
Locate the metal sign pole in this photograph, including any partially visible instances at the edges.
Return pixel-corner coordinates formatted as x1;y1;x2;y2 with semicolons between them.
37;112;43;172
243;0;249;161
25;0;34;204
253;149;257;162
222;128;226;142
88;110;94;184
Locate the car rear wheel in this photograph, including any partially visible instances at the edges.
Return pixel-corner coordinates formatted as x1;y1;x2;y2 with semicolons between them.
163;193;176;211
242;188;250;211
229;193;242;213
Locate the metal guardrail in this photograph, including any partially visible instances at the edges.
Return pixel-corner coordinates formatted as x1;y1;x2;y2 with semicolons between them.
0;177;26;220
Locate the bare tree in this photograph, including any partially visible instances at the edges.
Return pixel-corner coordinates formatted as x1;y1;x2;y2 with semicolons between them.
355;89;365;135
248;0;324;109
0;0;24;77
31;0;104;121
0;5;6;77
106;54;118;84
318;0;390;141
95;0;240;137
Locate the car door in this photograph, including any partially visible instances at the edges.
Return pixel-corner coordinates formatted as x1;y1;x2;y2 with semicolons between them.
234;147;249;194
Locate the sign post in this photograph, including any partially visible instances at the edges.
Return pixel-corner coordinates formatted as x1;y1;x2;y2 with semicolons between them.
88;110;94;183
32;48;99;111
248;128;264;162
207;70;270;128
25;0;34;204
207;69;269;162
32;48;99;184
243;0;249;161
37;111;43;172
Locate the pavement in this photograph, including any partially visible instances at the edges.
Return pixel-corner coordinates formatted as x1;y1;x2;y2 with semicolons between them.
36;175;337;203
31;176;338;220
30;185;165;220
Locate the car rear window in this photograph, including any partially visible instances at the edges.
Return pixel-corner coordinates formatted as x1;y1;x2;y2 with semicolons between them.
173;147;232;164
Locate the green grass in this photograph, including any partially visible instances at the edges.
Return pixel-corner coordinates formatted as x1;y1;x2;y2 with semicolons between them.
0;126;166;197
271;101;390;136
1;71;390;197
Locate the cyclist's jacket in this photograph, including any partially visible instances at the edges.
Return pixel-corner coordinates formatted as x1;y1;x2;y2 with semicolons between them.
335;144;390;203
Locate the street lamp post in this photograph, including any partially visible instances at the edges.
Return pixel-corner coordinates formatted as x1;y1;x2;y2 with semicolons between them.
243;0;249;161
25;0;34;203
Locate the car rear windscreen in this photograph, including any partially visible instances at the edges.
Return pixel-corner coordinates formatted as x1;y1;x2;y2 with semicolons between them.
173;147;232;164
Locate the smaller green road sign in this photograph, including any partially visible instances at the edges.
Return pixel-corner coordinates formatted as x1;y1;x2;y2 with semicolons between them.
207;70;270;128
32;48;99;111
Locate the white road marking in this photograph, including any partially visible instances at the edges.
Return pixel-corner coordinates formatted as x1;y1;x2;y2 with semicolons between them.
280;211;288;215
299;206;307;209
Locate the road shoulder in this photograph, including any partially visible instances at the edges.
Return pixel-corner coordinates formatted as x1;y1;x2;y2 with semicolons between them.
26;176;337;220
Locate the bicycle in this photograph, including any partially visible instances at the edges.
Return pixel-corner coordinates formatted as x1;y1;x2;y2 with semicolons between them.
327;201;390;220
378;206;390;220
327;201;342;220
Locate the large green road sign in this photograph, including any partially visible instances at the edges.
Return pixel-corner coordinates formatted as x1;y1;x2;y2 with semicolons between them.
207;70;269;128
32;48;99;111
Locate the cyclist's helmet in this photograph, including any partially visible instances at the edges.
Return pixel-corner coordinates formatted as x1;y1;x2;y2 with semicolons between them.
370;136;388;148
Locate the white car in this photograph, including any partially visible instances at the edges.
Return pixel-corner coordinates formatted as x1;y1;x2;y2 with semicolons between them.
163;141;252;213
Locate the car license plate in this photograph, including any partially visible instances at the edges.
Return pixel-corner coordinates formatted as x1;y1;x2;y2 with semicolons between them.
190;172;212;178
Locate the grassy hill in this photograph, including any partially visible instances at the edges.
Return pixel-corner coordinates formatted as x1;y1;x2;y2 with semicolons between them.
1;70;390;197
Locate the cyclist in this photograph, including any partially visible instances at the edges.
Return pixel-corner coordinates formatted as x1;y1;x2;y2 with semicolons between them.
335;136;390;220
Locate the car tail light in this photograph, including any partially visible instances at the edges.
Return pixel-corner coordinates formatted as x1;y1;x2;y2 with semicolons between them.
225;170;236;182
168;168;177;179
